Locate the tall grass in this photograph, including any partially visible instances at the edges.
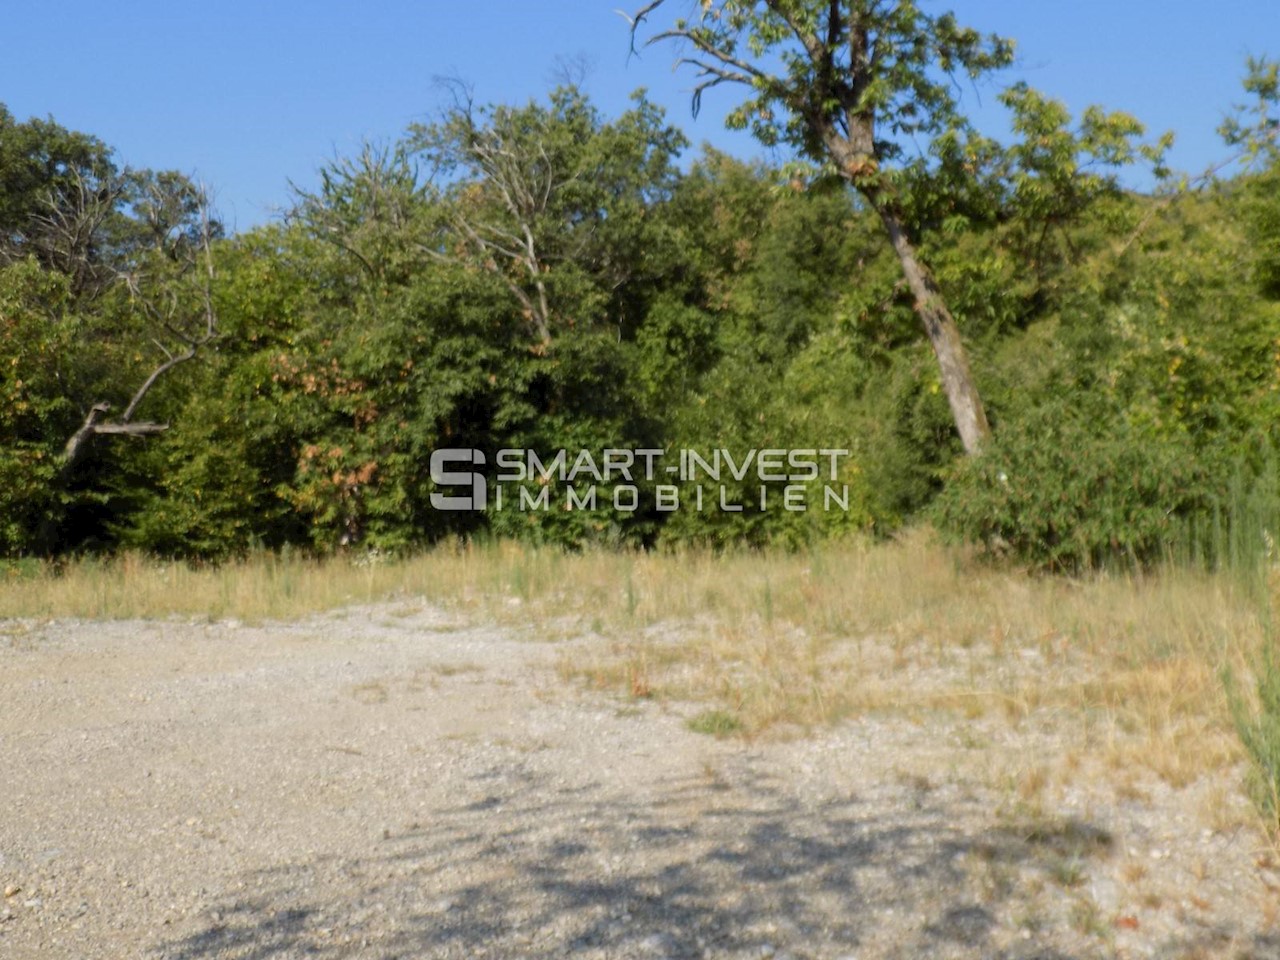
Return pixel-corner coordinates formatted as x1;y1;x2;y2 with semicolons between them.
1157;462;1280;832
1208;453;1280;830
1;531;1274;796
1173;446;1280;589
0;540;592;622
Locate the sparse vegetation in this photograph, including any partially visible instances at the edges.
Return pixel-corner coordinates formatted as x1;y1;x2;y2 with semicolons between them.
1225;640;1280;832
3;533;1272;807
686;709;745;737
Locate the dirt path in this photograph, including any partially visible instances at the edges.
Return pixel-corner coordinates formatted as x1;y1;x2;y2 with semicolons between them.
1;604;1276;959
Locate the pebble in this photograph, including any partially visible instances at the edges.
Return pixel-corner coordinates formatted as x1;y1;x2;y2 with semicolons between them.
640;932;676;955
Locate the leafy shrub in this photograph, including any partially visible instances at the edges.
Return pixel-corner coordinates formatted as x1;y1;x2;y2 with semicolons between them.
933;401;1210;571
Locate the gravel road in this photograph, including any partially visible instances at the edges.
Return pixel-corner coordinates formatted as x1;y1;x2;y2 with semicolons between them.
2;604;1276;958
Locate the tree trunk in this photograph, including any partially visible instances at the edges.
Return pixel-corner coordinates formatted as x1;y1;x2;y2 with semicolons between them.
876;204;992;455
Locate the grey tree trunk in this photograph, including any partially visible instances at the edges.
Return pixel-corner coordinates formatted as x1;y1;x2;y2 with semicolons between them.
825;124;993;456
877;205;992;456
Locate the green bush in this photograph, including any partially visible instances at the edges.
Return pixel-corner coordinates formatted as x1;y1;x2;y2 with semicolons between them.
933;401;1210;571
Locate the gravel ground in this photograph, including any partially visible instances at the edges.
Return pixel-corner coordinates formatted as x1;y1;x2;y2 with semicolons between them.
2;603;1278;959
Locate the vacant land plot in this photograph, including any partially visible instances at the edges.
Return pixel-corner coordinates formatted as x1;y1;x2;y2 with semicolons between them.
2;544;1278;958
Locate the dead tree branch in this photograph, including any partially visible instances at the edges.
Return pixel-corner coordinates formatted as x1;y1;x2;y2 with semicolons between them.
61;188;220;470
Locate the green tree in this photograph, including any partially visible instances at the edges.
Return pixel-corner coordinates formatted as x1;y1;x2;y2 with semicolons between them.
0;104;227;554
631;1;1169;457
631;0;1015;452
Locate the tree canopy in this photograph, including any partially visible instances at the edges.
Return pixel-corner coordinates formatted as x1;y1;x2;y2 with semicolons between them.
1;41;1278;569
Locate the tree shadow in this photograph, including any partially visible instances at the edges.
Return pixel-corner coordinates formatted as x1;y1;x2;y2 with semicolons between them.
152;762;1276;960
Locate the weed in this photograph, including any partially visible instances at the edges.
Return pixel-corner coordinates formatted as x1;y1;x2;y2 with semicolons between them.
687;709;744;737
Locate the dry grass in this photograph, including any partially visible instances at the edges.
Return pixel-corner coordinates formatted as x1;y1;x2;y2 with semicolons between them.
1;531;1272;789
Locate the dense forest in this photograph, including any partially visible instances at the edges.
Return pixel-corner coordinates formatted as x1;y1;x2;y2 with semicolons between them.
2;30;1278;570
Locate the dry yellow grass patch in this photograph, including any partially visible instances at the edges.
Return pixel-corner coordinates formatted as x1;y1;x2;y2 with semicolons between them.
1;531;1271;789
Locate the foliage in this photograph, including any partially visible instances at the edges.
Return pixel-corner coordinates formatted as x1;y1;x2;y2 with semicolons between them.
932;401;1211;572
2;54;1280;563
633;0;1013;160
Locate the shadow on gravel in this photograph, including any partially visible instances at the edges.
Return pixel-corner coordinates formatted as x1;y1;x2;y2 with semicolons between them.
152;765;1277;960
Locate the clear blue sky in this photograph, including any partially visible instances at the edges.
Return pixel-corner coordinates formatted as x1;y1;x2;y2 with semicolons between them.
2;1;1273;231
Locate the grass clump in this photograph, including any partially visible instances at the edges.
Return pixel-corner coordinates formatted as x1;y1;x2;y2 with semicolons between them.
1225;645;1280;833
686;709;745;738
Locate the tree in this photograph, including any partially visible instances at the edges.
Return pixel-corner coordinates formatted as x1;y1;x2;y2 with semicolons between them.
1219;56;1279;170
0;105;125;297
630;0;1021;453
0;103;225;471
407;85;688;346
289;141;431;292
60;182;222;471
0;105;231;553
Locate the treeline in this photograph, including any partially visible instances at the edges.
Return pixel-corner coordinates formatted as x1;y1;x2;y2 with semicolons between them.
2;74;1278;569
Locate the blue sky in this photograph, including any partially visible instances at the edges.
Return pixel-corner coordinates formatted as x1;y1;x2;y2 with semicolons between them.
1;1;1273;230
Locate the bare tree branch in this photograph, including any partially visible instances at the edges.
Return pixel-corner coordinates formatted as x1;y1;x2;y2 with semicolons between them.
62;185;220;470
411;104;569;343
25;167;125;297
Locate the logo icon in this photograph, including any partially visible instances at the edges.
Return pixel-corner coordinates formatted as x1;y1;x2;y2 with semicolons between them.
429;449;486;511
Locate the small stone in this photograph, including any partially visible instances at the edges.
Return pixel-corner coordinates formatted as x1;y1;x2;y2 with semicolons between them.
640;932;676;955
3;885;19;899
